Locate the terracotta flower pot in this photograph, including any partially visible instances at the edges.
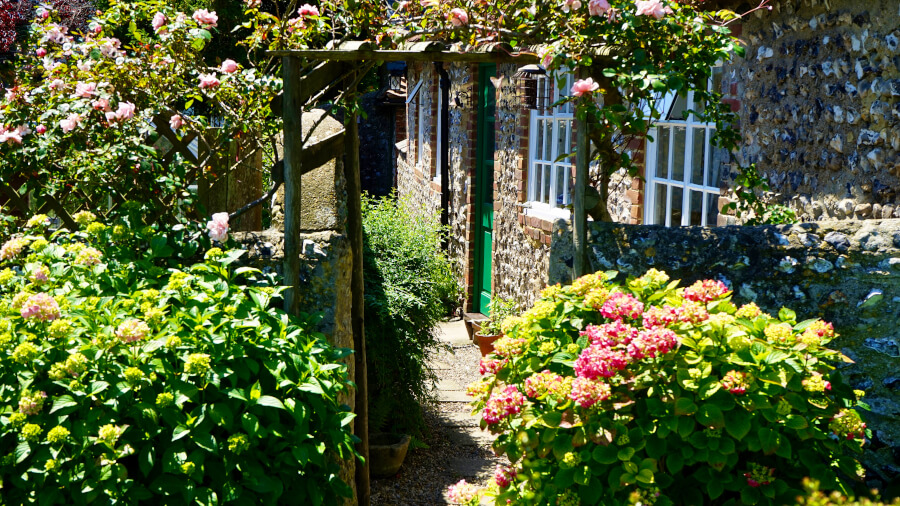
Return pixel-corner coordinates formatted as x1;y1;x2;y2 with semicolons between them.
476;332;502;357
465;318;487;343
369;433;412;478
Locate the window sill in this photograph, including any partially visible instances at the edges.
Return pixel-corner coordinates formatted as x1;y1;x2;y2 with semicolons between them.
523;204;571;223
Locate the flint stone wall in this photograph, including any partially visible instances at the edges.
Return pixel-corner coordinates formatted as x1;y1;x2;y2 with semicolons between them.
733;0;900;221
549;218;900;479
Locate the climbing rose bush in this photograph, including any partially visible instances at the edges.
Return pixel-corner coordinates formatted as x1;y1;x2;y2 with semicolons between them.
0;216;358;504
465;270;868;505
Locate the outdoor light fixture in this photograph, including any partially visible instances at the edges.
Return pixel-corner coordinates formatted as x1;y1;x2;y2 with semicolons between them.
513;64;547;110
388;67;405;93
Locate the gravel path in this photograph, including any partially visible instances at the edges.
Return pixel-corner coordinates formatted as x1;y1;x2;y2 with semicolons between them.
371;320;505;505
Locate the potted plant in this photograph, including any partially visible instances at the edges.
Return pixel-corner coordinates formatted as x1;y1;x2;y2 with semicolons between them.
475;297;518;356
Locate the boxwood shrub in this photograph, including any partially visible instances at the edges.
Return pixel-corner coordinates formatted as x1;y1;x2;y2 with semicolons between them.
0;213;358;505
468;269;869;505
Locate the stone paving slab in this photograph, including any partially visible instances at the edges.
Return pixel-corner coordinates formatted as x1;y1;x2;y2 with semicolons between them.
437;319;472;346
436;411;479;428
435;378;464;391
437;390;470;403
447;457;493;478
446;428;495;446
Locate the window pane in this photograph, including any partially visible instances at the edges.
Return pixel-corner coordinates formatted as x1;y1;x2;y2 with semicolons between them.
565;167;573;205
555;166;566;207
690;190;703;226
712;66;724;94
654;184;668;226
544;121;552;160
557;121;566;163
668;94;688;121
656;127;670;179
691;128;706;186
673;126;686;182
670;186;683;226
536;120;544;161
708;145;726;189
706;193;719;227
543;165;552;204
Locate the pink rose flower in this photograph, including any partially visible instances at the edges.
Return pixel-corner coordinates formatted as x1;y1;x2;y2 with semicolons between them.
588;0;610;16
36;125;47;134
99;38;121;58
221;59;238;73
36;48;47;57
635;0;672;20
448;8;468;26
298;4;320;16
152;12;167;32
0;126;23;145
206;212;229;242
192;9;218;28
571;77;599;97
562;0;582;13
105;102;136;123
60;113;82;133
199;74;220;89
170;114;184;130
92;98;110;111
38;8;49;19
73;81;97;98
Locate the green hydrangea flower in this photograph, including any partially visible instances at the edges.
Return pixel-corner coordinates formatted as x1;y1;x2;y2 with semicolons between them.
12;342;39;364
228;434;250;455
21;423;42;441
46;426;70;445
184;353;211;375
124;367;144;385
156;392;175;408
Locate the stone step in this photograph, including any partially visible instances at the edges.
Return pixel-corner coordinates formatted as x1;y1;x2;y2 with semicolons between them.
436;390;471;403
447;457;494;478
437;411;480;428
446;427;495;446
435;378;464;391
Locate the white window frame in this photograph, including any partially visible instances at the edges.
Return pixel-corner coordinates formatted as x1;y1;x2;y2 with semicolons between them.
406;78;427;169
526;71;575;221
643;68;724;227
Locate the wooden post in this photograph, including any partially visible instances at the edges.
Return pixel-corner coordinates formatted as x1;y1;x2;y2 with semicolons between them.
282;56;304;316
573;78;589;278
344;68;371;506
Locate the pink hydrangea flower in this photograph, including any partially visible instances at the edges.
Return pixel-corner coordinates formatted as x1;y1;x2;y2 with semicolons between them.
588;0;610;16
523;370;565;398
676;300;709;325
221;59;238;73
170;114;184;130
581;321;637;347
199;74;220;89
0;238;28;260
721;370;750;395
75;247;103;267
574;345;629;379
60;113;82;133
683;279;730;303
21;293;61;321
448;8;469;26
642;304;678;328
569;377;611;408
571;77;599;97
493;465;517;488
446;480;480;505
600;291;644;320
482;385;524;424
627;327;678;360
152;12;167;32
192;9;218;28
207;212;229;242
18;391;47;416
286;17;306;32
116;319;151;343
635;0;672;19
478;356;507;375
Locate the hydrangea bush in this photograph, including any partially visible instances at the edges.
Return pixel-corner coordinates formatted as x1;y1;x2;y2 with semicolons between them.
467;270;868;505
0;214;357;504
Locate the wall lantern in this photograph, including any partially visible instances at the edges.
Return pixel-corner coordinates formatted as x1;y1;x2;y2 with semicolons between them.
513;64;547;110
388;67;405;94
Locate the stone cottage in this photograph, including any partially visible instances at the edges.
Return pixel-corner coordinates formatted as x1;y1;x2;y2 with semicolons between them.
392;0;900;315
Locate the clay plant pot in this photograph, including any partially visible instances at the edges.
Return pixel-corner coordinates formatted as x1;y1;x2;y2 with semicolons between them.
465;318;487;343
476;332;503;357
369;433;412;478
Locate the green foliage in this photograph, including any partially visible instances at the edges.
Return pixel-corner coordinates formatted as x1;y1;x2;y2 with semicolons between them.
722;163;797;225
469;270;867;505
362;193;459;437
797;479;900;506
0;215;357;504
481;297;519;337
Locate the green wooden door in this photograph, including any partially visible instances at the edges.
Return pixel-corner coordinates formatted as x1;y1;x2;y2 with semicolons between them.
474;64;496;315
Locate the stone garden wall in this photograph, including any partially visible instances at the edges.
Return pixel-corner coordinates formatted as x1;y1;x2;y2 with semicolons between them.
549;218;900;480
731;0;900;221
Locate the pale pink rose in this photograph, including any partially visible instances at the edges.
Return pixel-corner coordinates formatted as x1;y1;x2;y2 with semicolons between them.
73;81;97;98
298;4;320;16
43;24;68;44
0;127;23;145
92;98;110;111
36;48;47;57
4;87;17;101
198;74;220;89
245;0;261;7
60;113;82;133
588;0;610;16
36;125;47;134
635;0;672;19
105;101;136;123
571;77;599;97
221;59;238;73
152;12;167;32
48;79;65;91
192;9;218;28
206;212;229;242
286;17;305;32
77;60;92;72
562;0;582;13
448;8;468;26
170;114;184;130
99;38;121;58
37;8;49;19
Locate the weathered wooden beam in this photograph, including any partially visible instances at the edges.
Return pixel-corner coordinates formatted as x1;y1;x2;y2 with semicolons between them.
282;56;305;316
298;60;345;104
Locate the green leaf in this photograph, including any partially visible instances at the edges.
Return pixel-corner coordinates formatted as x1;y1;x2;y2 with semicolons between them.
778;307;796;322
724;409;752;440
193;432;218;454
50;395;79;414
541;411;563;428
617;447;635;461
675;397;698;416
592;445;618;465
139;445;155;477
555;467;575;489
172;425;191;442
696;405;725;428
210;403;234;432
758;427;779;455
665;452;683;474
707;479;724;499
636;468;655;484
256;396;285;410
15;441;30;464
574;465;590;486
784;414;808;430
220;249;247;266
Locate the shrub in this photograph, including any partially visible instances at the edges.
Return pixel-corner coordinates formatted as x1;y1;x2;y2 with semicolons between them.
362;193;459;437
467;269;867;505
0;215;358;504
797;479;900;506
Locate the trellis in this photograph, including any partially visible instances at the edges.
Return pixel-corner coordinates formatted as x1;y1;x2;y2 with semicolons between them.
272;41;612;505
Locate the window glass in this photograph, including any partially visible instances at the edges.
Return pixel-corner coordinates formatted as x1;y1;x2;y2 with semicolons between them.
691;128;705;186
690;191;703;226
672;126;686;182
670;187;683;226
657;127;670;179
654;184;668;226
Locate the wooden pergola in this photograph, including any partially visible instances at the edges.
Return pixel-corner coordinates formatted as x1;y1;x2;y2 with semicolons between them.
272;41;608;505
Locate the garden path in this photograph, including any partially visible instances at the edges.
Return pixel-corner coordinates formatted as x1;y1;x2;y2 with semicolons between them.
370;318;503;505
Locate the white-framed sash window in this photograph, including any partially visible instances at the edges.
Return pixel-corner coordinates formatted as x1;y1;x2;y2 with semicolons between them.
406;77;427;168
644;67;726;227
527;72;575;218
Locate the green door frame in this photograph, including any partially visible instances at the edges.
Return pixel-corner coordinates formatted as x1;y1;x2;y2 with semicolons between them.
474;63;496;315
